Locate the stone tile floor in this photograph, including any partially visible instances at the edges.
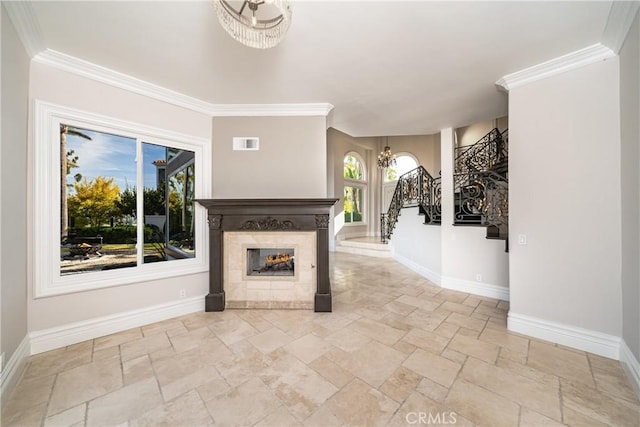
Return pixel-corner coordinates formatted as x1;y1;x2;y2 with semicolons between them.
3;252;639;426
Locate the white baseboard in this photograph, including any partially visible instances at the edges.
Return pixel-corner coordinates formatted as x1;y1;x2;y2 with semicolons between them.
393;252;442;286
30;294;206;355
441;276;510;301
508;312;621;360
393;252;510;301
1;335;30;405
620;340;640;395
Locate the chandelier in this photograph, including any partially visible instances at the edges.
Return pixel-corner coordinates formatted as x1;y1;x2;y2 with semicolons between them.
213;0;292;49
377;143;397;169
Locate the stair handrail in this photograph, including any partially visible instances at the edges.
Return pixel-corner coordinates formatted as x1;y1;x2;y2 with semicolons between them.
454;128;505;174
381;166;441;243
453;170;509;229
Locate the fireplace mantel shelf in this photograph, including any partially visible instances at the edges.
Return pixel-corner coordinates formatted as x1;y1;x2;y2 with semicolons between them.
196;198;338;312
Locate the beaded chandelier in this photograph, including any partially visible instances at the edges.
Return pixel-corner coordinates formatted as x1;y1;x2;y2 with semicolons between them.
213;0;292;49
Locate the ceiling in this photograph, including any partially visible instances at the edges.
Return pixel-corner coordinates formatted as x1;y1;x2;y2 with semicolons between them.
26;1;613;137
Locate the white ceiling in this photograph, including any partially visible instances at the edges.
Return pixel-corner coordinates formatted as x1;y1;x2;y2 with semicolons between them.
27;1;613;137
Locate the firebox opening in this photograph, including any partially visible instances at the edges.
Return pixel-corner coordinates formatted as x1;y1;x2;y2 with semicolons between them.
246;248;295;277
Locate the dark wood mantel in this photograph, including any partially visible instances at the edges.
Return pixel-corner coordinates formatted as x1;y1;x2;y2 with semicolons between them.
195;198;338;312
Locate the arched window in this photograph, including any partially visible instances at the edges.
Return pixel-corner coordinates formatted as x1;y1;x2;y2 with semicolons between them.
343;153;366;224
384;153;418;181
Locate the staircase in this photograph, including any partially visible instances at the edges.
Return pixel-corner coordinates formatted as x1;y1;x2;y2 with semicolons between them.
381;166;441;243
453;128;509;248
381;128;508;248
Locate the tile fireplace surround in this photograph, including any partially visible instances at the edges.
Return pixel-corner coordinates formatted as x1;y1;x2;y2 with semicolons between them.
196;199;338;312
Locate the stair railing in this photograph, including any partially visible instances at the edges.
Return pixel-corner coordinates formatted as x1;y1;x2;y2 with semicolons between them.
453;171;508;230
454;128;505;174
381;166;441;243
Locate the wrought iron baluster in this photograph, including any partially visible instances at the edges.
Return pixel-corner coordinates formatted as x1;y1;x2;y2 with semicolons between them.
380;165;441;242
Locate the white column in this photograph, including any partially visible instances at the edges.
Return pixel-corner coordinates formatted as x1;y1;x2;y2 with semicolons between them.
440;128;455;280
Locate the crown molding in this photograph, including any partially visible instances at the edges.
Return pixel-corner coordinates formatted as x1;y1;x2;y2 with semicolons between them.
602;1;640;54
3;0;45;57
496;43;616;91
210;103;334;117
32;49;334;118
33;49;216;114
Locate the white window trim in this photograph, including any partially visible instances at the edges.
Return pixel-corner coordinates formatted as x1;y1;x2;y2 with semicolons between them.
33;100;211;298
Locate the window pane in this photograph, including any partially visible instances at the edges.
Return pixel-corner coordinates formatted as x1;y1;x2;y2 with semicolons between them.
61;125;137;275
166;151;196;259
143;142;168;264
344;155;364;180
384;155;418;182
343;185;363;223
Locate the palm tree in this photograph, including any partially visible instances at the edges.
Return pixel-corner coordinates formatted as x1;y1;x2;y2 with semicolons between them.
60;125;91;241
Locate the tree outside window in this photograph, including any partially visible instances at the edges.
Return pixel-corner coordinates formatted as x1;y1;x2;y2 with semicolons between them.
61;125;196;276
343;153;366;224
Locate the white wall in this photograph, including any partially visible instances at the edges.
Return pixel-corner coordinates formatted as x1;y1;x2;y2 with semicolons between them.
390;207;442;283
28;62;212;331
620;10;640;362
509;57;623;337
456;116;508;148
1;3;30;376
212;116;328;198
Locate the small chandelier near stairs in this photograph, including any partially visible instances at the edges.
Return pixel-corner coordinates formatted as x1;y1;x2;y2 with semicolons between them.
213;0;292;49
377;139;397;169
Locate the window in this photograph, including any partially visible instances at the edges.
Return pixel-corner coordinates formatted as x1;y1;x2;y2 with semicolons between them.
343;153;366;224
34;101;210;297
384;154;419;182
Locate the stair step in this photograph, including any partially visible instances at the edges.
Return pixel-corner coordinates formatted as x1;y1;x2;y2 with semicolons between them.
335;238;392;258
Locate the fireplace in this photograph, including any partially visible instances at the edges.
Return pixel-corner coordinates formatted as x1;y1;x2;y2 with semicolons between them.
195;199;338;312
246;248;295;277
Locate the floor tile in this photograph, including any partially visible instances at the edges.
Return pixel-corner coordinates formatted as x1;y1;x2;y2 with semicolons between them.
205;377;282;426
248;327;294;354
324;326;371;352
527;340;594;387
346;317;406;346
284;332;333;364
379;366;423;403
460;357;561;421
388;391;472;427
402;327;450;354
588;353;639;403
303;378;399;427
308;355;354;388
561;378;640;426
337;340;408;388
120;332;172;362
444;379;520;426
24;344;93;380
259;353;338;420
86;377;163;426
43;403;86;427
403;348;461;388
129;389;212;427
48;357;123;416
447;333;500;363
93;327;143;352
4;252;638;427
